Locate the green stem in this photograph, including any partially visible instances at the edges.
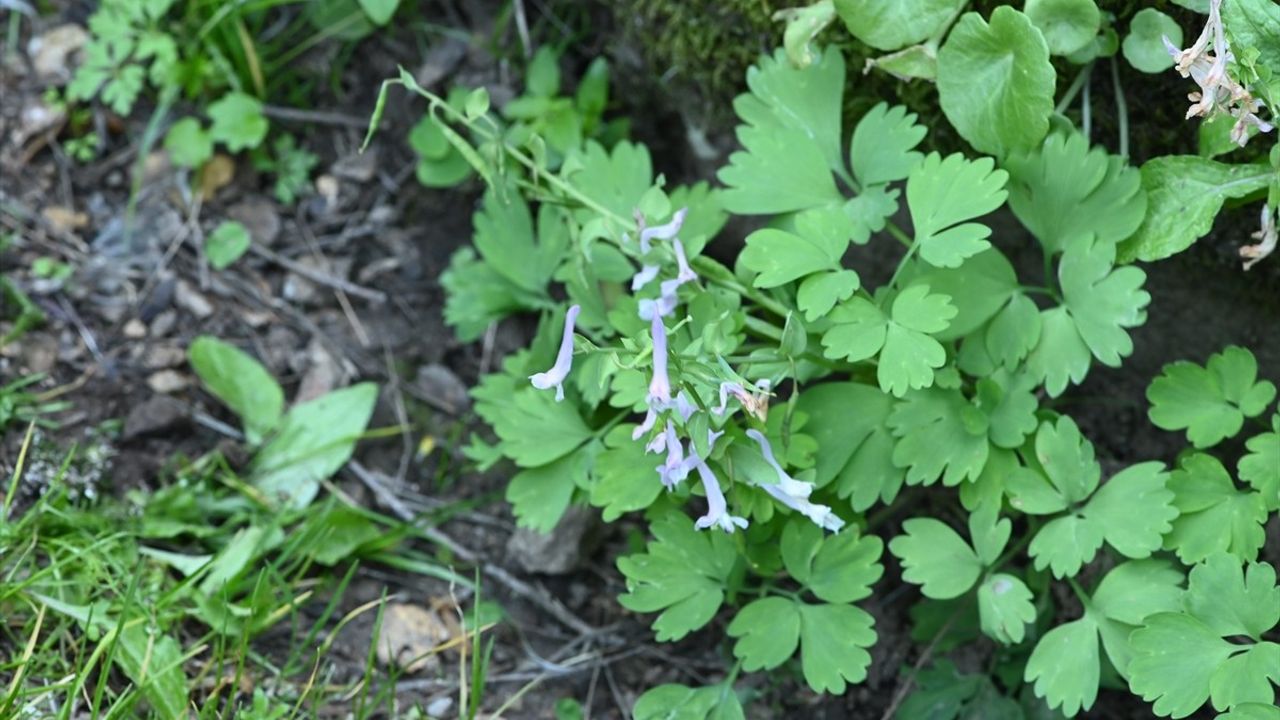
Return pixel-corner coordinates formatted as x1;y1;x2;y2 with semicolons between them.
1055;62;1094;115
1111;57;1130;157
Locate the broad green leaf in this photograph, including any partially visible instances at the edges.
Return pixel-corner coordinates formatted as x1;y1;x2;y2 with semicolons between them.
507;444;592;532
1123;9;1183;73
440;248;527;341
878;286;957;396
250;383;377;509
1119;156;1272;262
985;292;1042;368
188;336;283;444
1082;461;1177;559
632;684;719;720
208;92;268;152
1029;514;1104;578
844;185;898;243
1025;0;1101;56
1034;416;1100;504
473;184;566;295
1059;233;1150;367
850;103;926;186
907;153;1008;268
1221;0;1280;78
489;388;593;468
618;515;738;641
1090;559;1185;626
1005;132;1147;254
1218;705;1280;720
833;0;965;51
782;521;885;603
906;247;1019;340
567;140;653;222
797;269;860;321
897;660;985;719
1025;306;1092;396
728;597;800;670
1239;416;1280;510
526;46;560;97
978;573;1035;644
1129;613;1238;718
821;297;888;362
164;117;213;168
798;602;876;694
741;207;852;287
796;382;890;481
1165;454;1267;563
206;221;251;270
889;387;990;486
1182;553;1280;641
199;525;276;595
1210;643;1280;711
889;518;982;599
357;0;398;24
589;425;664;521
1025;617;1101;716
937;7;1056;157
1147;346;1277;449
980;370;1039;448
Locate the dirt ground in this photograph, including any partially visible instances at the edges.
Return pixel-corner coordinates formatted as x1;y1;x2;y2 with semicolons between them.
2;2;1278;718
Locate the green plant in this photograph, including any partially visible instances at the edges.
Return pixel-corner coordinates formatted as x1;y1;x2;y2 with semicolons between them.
366;3;1279;713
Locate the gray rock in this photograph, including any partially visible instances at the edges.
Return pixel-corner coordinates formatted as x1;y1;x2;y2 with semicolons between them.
505;505;597;575
123;396;187;439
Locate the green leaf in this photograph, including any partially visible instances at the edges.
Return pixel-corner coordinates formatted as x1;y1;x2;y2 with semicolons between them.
488;388;593;468
1026;617;1101;716
719;48;845;214
508;444;591;532
1239;416;1280;510
741;207;851;287
1090;559;1185;627
1024;0;1102;55
1165;454;1267;564
782;520;885;603
889;387;990;486
206;221;251;270
821;297;888;362
1025;306;1092;396
188;336;283;444
1221;0;1280;78
1118;156;1272;262
798;602;876;694
440;248;526;341
1029;514;1104;578
907;153;1008;268
889;518;982;599
251;383;377;509
1183;553;1280;642
589;425;665;521
632;684;719;720
1005;131;1147;254
473;184;566;295
1218;705;1280;720
728;597;801;670
978;573;1036;644
877;285;957;396
906;247;1019;340
1081;461;1177;559
797;270;860;321
1148;346;1277;449
1059;233;1150;367
985;292;1042;368
357;0;399;24
1129;613;1238;717
937;7;1056;157
1123;9;1183;73
618;515;738;641
1035;415;1100;504
208;92;268;152
833;0;965;51
164;117;213;168
567;140;653;222
850;103;926;186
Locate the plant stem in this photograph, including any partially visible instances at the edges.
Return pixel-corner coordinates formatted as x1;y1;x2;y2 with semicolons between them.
1055;62;1094;115
1111;57;1130;157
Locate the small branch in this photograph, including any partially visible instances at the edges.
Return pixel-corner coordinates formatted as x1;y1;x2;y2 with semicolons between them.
260;105;372;129
249;244;387;304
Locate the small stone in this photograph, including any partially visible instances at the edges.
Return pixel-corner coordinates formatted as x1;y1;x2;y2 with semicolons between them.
506;505;597;575
331;148;378;183
414;363;470;413
146;369;189;394
123;396;188;439
198;154;236;201
123;318;147;338
27;24;89;84
20;334;58;374
227;198;281;247
41;205;88;234
425;697;453;718
375;603;454;674
150;310;177;338
142;344;186;370
173;279;213;319
294;338;347;404
314;174;339;211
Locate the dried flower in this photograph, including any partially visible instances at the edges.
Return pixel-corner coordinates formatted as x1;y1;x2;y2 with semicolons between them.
1242;204;1277;270
712;380;771;421
528;304;581;402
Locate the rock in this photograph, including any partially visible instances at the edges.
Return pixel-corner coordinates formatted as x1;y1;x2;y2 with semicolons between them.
27;24;88;84
122;318;147;338
14;100;65;148
123;396;188;439
41;205;88;234
415;37;467;89
227;198;280;247
425;697;453;718
414;363;470;413
506;505;597;575
20;334;58;374
331;148;378;183
314;175;339;213
294;338;348;404
142;344;186;369
375;603;455;674
173;279;213;319
146;369;189;394
150;310;177;338
198;154;235;201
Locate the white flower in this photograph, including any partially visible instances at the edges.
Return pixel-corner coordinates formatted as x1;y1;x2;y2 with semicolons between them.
1242;204;1277;270
528;305;581;402
694;459;748;533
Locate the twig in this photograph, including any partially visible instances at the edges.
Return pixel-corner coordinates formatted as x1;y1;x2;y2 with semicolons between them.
260;105;371;129
348;460;600;636
248;243;387;303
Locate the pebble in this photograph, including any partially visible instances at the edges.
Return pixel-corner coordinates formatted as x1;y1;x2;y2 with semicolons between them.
123;396;188;439
505;505;597;575
227;198;281;247
414;363;470;413
173;279;213;319
375;603;454;674
146;369;189;394
122;318;147;338
27;24;88;83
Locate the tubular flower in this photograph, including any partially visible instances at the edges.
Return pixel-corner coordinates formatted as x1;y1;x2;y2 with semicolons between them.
1242;204;1277;270
631;264;660;291
745;430;815;500
762;484;845;532
637;208;689;253
657;422;694;489
694;460;747;533
712;380;771;421
528;304;581;402
647;313;672;404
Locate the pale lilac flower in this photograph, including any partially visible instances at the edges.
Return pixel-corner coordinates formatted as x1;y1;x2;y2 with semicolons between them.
637;208;688;253
694;458;747;533
1242;204;1277;270
657;422;694;489
638;295;677;321
745;430;815;500
632;407;659;440
528;305;581;402
673;392;697;421
672;238;696;283
712;380;771;421
761;484;845;532
647;313;672;404
631;264;660;291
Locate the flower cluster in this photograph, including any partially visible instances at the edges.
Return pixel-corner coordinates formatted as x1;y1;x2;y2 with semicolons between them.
528;209;843;535
1164;0;1273;147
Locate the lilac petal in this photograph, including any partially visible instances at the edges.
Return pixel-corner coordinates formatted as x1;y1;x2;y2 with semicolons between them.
632;264;660;291
657;422;688;488
693;459;748;533
639;207;688;252
761;484;845;532
672;238;697;283
528;304;581;402
648;313;671;403
673;392;697;421
632;407;659;440
745;429;814;499
713;382;745;416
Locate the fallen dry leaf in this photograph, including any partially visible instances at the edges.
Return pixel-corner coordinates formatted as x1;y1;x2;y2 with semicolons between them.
375;603;457;674
199;154;235;201
41;205;88;234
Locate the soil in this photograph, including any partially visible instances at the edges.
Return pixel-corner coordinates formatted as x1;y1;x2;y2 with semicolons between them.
1;2;1277;719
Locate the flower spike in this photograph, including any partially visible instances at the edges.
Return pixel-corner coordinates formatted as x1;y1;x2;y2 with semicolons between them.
528;304;581;402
